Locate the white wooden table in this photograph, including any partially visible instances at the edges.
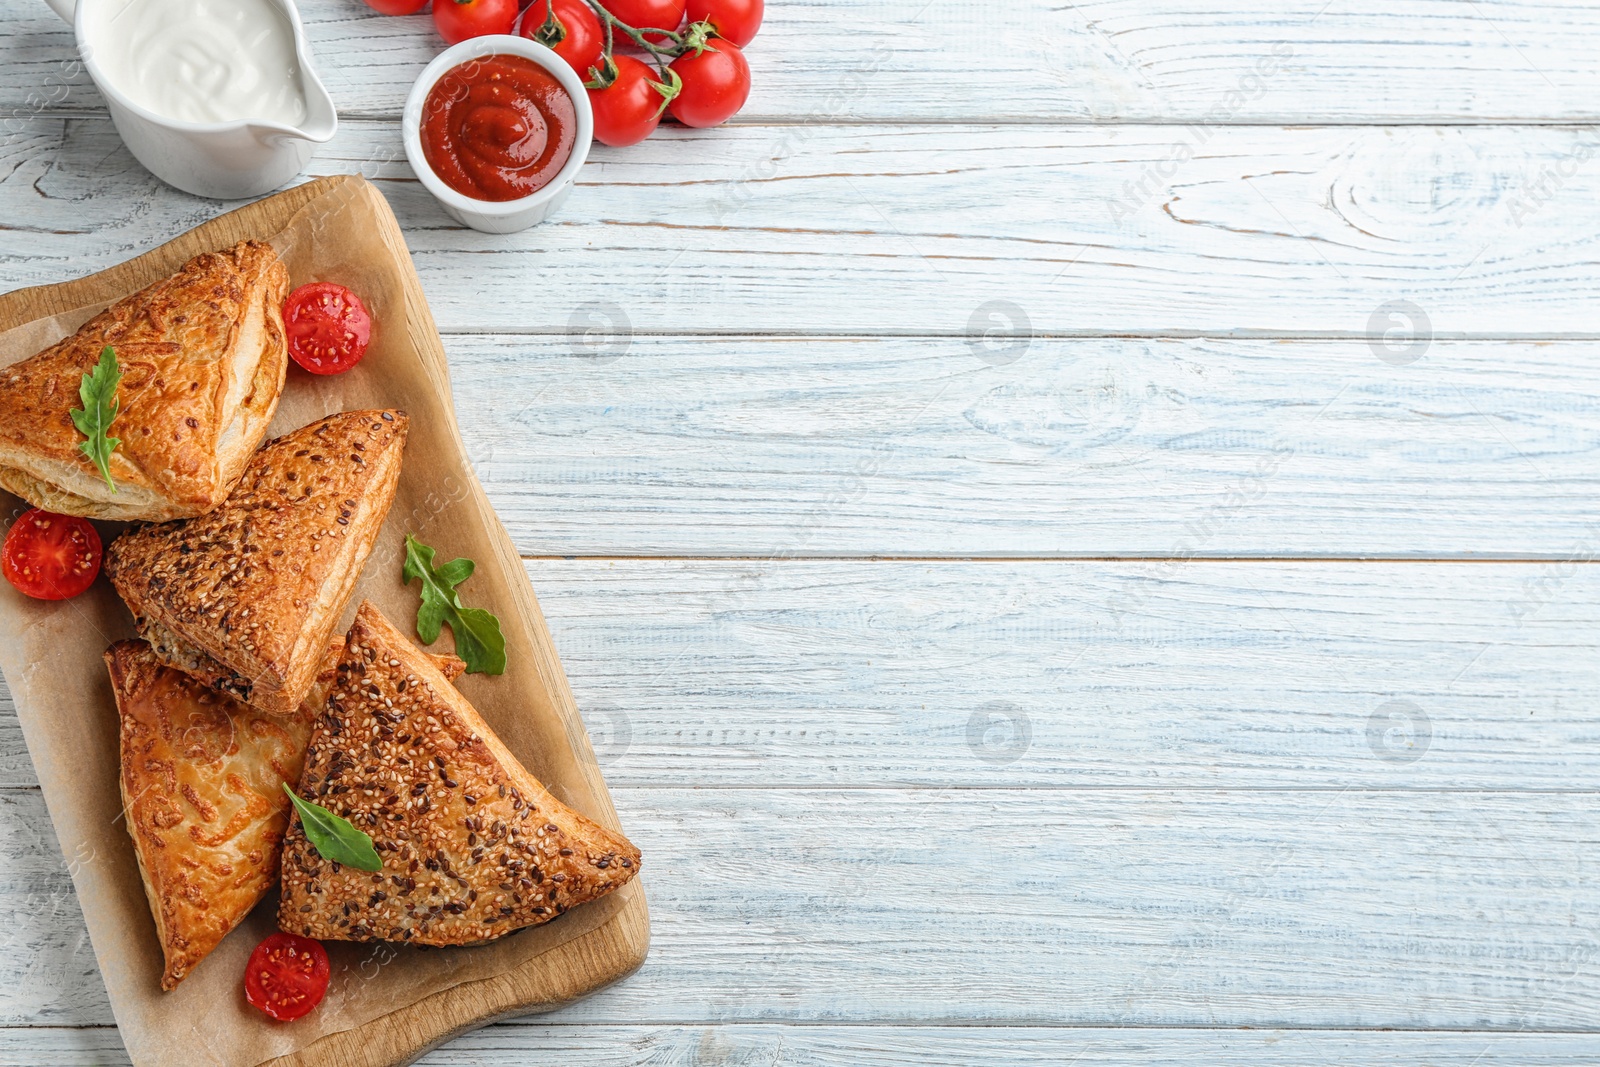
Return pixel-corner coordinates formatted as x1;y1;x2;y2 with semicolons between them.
4;1;1600;1062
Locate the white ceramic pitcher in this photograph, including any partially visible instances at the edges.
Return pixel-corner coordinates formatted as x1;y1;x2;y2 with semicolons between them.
45;0;337;199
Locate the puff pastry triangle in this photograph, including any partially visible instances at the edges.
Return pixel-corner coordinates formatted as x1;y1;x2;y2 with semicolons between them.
278;602;640;945
105;410;408;715
105;639;312;990
0;241;288;521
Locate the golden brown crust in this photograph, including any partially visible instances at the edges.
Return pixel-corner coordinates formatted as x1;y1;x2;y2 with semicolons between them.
0;241;288;521
104;410;409;715
278;602;640;946
304;635;465;714
105;639;312;990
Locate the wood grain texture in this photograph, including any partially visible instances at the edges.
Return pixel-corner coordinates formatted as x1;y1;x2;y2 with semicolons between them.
439;334;1600;558
5;783;1600;1030
522;558;1600;790
4;119;1600;336
10;558;1600;792
3;0;1600;122
10;1025;1600;1067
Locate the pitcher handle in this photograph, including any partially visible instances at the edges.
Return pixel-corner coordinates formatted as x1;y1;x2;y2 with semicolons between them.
45;0;76;23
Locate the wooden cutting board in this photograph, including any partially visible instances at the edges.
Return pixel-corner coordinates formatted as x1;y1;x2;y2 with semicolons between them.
0;174;649;1067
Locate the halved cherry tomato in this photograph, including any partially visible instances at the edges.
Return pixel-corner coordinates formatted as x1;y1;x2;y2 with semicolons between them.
363;0;429;14
1;508;101;601
432;0;518;44
522;0;605;79
600;0;686;45
283;282;372;376
668;39;749;128
244;932;330;1022
686;0;761;47
589;55;676;146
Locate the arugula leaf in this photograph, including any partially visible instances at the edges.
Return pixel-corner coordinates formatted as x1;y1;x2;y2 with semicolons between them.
70;345;122;492
402;533;507;675
282;784;382;872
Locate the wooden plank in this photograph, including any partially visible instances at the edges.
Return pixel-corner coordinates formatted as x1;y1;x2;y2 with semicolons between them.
6;119;1600;336
438;334;1600;558
407;558;1600;790
9;1025;1600;1067
417;1026;1600;1066
3;0;1600;123
8;558;1600;790
0;790;106;1028
4;784;1599;1029
0;692;28;790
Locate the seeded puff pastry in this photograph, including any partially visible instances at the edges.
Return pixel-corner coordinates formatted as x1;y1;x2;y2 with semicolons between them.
0;241;288;521
279;602;641;945
105;639;312;990
105;410;408;716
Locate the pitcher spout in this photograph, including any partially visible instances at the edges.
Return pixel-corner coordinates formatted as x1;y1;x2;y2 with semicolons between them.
284;0;339;144
293;70;338;144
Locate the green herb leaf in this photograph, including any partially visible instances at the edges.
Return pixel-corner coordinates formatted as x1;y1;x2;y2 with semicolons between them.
70;346;122;492
402;533;507;675
282;784;382;872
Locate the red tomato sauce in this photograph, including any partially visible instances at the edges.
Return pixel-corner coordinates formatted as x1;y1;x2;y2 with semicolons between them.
420;55;577;202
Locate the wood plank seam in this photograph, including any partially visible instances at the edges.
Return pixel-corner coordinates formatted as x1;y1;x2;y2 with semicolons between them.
28;108;1600;128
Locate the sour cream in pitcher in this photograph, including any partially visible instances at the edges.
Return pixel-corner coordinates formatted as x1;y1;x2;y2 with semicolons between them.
89;0;308;126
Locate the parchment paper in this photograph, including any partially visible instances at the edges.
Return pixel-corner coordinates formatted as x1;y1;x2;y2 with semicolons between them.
0;181;633;1067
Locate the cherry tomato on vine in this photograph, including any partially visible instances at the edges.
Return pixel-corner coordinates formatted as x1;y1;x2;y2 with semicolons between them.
600;0;686;45
588;55;676;146
432;0;518;44
362;0;429;14
686;0;761;47
522;0;605;79
283;282;372;376
1;509;101;601
244;932;330;1022
668;39;749;128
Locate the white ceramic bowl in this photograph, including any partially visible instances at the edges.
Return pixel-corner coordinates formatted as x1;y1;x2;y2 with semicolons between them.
404;35;593;234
